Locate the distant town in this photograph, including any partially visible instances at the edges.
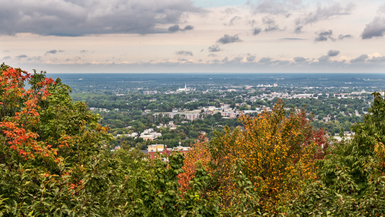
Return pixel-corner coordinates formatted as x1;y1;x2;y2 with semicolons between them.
55;73;382;151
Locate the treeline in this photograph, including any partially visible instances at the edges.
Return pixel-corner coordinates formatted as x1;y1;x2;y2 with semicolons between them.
1;64;385;216
72;92;223;112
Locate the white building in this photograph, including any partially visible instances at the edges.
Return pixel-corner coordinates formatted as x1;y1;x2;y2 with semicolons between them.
176;83;192;92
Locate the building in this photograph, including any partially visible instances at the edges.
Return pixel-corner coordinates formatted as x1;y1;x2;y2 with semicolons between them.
143;91;158;95
147;144;191;160
168;112;177;119
148;144;167;152
242;110;260;115
221;111;239;119
148;144;171;160
139;129;162;141
293;94;313;98
172;146;191;153
176;83;193;92
140;134;156;141
114;132;138;138
184;113;200;121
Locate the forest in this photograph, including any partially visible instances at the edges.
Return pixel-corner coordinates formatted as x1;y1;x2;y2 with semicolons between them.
1;63;385;216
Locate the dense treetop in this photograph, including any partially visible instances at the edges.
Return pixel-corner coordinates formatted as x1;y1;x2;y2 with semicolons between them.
1;64;385;216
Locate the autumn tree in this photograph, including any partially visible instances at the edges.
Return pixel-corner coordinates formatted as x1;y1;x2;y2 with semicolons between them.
179;99;326;214
178;135;211;193
0;63;215;216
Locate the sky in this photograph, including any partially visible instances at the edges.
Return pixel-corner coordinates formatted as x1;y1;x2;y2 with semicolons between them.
0;0;385;73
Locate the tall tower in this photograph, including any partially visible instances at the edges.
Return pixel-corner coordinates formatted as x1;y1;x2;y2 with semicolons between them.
185;83;187;89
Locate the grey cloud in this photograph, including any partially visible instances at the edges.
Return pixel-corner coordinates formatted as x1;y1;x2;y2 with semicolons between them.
168;25;181;32
317;50;340;62
16;54;27;59
22;55;385;74
296;3;355;26
248;19;257;27
178;58;188;61
230;57;243;63
224;16;242;26
80;50;89;53
294;57;307;63
251;0;302;15
294;25;303;34
265;25;279;32
247;55;256;62
3;50;9;52
222;8;239;15
208;54;217;57
350;54;368;63
252;28;262;35
45;50;64;55
327;50;340;57
318;55;330;63
314;30;335;42
2;56;11;60
262;16;281;32
184;25;194;30
259;57;272;63
27;56;42;61
220;56;244;64
200;49;203;52
66;56;83;62
217;34;242;44
208;45;221;52
311;58;347;67
262;16;275;25
0;0;201;36
168;24;194;32
46;50;57;54
361;17;385;39
368;56;385;63
275;60;290;66
338;34;352;40
175;50;193;56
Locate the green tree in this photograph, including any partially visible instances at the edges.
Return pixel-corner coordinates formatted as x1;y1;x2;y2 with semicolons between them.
290;92;385;215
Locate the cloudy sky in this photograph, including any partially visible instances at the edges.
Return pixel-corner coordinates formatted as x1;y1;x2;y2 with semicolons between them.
1;0;385;73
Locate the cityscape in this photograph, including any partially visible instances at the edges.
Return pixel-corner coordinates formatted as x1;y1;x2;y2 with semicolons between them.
2;0;385;215
58;73;379;150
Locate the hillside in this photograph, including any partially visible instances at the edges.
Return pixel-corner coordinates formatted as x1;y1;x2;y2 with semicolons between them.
1;64;385;216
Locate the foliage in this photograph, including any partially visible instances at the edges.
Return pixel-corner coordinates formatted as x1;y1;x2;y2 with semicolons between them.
208;100;325;214
288;92;385;215
2;63;385;216
178;135;211;193
178;99;327;214
0;64;187;216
